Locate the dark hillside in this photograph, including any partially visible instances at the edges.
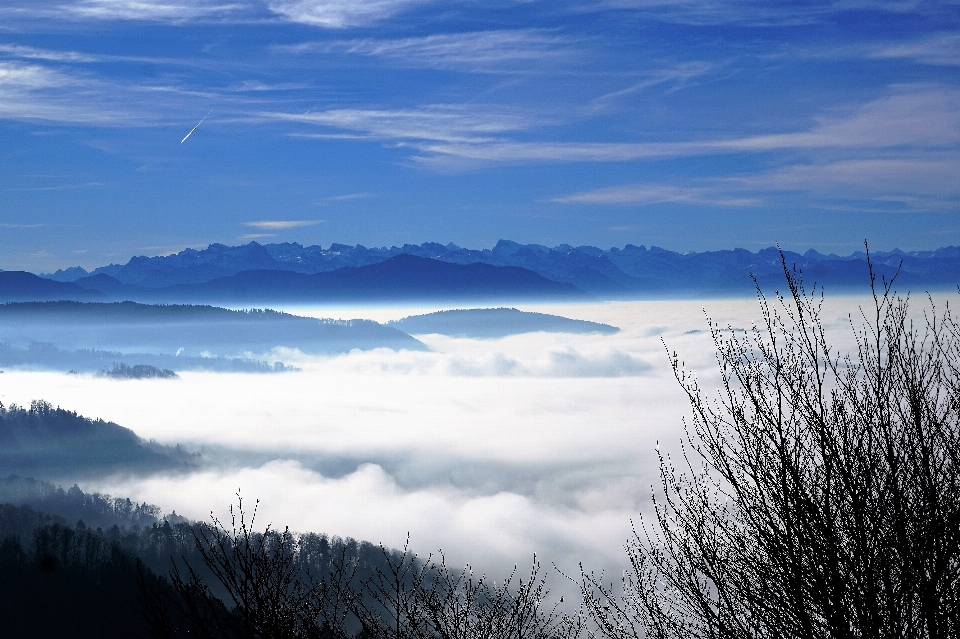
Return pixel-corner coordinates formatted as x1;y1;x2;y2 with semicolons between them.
0;400;191;480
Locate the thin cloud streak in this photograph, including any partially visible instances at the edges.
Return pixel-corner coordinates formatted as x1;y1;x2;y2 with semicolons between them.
557;157;960;212
0;44;100;63
553;184;761;207
0;61;133;124
266;105;535;144
63;0;248;21
244;219;323;229
266;0;434;28
591;60;718;102
735;158;960;195
868;32;960;66
266;86;960;168
583;0;945;27
410;86;960;165
286;30;578;72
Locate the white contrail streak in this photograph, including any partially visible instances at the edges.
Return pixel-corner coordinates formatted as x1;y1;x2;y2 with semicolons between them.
180;110;212;144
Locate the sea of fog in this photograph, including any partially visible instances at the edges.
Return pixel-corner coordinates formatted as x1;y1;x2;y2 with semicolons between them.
0;295;895;580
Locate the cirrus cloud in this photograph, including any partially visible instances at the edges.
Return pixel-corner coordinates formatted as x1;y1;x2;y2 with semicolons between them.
552;184;761;207
244;219;323;230
266;0;434;28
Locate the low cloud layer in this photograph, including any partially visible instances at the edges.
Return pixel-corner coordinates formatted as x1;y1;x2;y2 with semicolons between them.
0;297;885;576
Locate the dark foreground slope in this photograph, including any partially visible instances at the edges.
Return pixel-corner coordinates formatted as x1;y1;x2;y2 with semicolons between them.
0;301;425;363
0;477;424;639
389;307;619;338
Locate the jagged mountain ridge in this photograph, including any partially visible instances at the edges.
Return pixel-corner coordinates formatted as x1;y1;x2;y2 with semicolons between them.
37;240;960;297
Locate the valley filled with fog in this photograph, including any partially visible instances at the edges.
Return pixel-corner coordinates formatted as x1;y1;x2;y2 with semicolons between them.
0;295;884;579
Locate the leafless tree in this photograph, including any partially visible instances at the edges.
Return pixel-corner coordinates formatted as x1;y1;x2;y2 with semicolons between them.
145;493;346;639
143;505;581;639
418;554;582;639
581;251;960;639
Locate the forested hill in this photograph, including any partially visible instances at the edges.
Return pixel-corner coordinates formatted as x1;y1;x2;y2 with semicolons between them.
389;308;620;338
40;240;960;298
0;478;411;639
0;400;192;480
0;300;426;356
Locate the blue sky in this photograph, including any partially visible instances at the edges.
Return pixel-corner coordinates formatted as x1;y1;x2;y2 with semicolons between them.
0;1;958;272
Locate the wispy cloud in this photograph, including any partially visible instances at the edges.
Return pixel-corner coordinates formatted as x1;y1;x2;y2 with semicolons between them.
0;42;241;74
269;86;960;168
583;0;945;27
0;44;100;63
404;85;960;166
286;30;578;72
0;61;131;124
265;0;433;28
867;32;960;66
562;156;960;214
0;58;242;127
63;0;247;21
734;157;960;212
227;80;311;92
239;233;277;239
268;104;535;144
0;223;48;228
553;184;760;206
591;61;717;102
736;158;960;195
313;192;374;205
3;0;430;27
244;219;323;230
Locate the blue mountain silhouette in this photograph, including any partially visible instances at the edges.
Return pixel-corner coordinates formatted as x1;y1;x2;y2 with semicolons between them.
0;272;104;303
32;240;960;301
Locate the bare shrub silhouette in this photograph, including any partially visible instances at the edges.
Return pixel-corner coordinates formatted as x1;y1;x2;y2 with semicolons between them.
142;494;346;639
357;546;581;639
141;498;578;639
579;253;960;638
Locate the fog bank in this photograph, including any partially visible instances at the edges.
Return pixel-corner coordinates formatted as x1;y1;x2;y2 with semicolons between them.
0;295;889;577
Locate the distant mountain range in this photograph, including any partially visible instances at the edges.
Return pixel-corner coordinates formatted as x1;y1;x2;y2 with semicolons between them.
16;253;585;304
13;240;960;303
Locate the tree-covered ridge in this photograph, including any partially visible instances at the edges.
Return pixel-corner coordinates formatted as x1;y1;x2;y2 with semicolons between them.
388;307;619;338
0;475;165;531
0;300;350;323
0;479;576;639
0;300;427;361
0;342;293;374
0;480;440;638
0;401;193;479
97;362;179;379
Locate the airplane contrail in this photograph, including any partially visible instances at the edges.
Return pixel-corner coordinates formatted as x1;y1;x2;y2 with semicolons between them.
180;110;212;144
